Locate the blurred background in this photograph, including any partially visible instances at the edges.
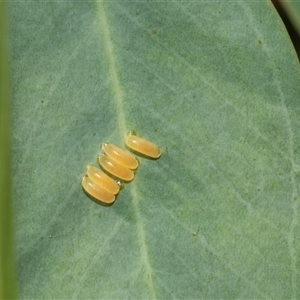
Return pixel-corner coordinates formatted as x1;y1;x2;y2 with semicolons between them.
272;0;300;59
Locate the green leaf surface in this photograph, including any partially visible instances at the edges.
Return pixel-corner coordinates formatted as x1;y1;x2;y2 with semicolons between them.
281;0;300;34
11;1;300;299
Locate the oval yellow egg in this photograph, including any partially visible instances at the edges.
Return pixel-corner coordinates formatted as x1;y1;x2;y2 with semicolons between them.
102;143;139;170
86;165;120;195
124;132;162;159
81;175;115;204
98;155;134;182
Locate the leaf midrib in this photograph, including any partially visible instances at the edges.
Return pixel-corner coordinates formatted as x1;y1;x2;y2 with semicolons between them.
96;2;157;298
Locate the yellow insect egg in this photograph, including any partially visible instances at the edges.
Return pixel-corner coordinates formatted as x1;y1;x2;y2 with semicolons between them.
102;142;139;170
81;175;115;204
98;155;134;182
86;165;120;195
124;131;162;159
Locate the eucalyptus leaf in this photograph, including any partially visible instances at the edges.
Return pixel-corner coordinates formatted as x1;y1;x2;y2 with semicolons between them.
11;1;300;299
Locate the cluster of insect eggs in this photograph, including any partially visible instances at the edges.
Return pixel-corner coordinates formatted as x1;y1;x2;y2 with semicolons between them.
82;131;162;204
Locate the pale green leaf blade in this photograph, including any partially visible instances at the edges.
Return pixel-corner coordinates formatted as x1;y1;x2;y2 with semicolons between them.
11;1;300;299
